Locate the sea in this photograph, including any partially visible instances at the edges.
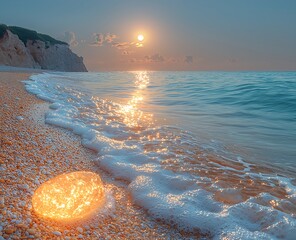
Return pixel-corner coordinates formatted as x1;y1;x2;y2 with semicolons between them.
25;71;296;239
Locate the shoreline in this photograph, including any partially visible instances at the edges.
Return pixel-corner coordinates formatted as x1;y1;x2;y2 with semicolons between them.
0;71;193;239
1;69;295;239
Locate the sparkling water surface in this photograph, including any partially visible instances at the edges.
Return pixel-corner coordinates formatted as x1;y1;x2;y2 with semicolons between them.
61;71;296;170
25;71;296;238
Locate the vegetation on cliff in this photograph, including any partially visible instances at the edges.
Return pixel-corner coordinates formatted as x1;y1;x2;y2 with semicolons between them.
0;24;7;38
0;24;67;46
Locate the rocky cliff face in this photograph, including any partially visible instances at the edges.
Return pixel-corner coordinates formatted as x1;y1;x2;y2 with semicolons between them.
0;30;40;69
26;39;87;72
0;30;87;72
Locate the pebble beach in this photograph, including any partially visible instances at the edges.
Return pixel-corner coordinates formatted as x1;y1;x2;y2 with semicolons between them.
0;71;195;239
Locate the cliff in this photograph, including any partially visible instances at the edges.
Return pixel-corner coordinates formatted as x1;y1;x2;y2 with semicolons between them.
0;25;87;72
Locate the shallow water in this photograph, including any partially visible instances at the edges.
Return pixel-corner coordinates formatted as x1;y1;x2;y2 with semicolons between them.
25;71;296;239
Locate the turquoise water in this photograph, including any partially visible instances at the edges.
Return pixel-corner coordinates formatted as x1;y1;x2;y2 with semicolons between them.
25;71;296;238
76;71;296;170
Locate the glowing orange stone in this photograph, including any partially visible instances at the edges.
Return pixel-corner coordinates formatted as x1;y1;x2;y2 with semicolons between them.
32;171;105;223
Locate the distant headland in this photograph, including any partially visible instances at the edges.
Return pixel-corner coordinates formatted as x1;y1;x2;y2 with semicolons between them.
0;24;87;72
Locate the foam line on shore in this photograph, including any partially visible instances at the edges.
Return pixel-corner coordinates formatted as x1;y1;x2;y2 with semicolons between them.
1;72;189;239
23;72;296;238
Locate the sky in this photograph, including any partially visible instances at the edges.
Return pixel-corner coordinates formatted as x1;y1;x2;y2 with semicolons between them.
1;0;296;71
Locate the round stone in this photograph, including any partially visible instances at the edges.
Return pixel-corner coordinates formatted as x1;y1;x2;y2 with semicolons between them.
32;171;105;223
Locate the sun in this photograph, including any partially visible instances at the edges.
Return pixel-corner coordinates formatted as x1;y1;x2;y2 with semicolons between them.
137;34;144;42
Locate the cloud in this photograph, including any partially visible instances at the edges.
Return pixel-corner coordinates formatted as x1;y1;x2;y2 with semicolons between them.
89;32;195;66
144;53;165;62
135;42;143;48
63;31;78;47
90;32;144;52
91;33;117;46
91;33;104;46
129;53;166;63
122;50;132;55
129;54;196;66
105;33;117;43
184;56;194;64
112;41;131;50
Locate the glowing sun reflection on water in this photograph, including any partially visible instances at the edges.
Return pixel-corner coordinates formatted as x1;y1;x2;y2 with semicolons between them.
119;71;153;128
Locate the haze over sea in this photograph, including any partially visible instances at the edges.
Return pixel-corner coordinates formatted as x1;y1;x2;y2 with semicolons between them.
25;71;296;238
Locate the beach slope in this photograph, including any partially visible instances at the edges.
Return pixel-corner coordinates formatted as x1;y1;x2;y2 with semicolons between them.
0;71;190;239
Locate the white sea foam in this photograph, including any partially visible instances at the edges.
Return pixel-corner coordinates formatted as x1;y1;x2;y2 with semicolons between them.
24;72;296;239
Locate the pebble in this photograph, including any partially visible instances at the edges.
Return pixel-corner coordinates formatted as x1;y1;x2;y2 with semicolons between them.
4;225;16;234
12;190;18;196
16;223;27;228
18;184;29;190
16;170;23;176
25;218;32;224
16;116;24;120
27;228;36;235
18;201;26;207
53;231;62;236
76;227;83;233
